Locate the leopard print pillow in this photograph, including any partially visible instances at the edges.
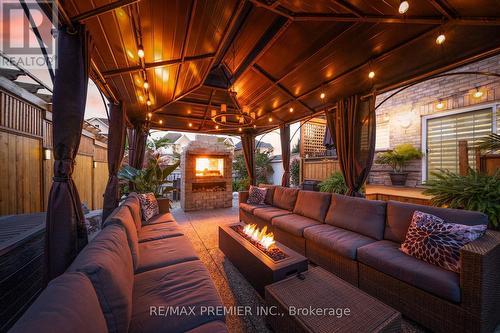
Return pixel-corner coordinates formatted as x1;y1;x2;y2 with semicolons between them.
247;186;267;205
401;211;487;273
138;193;159;222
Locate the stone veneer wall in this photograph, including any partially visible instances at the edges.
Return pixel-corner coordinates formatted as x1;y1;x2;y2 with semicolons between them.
370;54;500;186
180;137;233;211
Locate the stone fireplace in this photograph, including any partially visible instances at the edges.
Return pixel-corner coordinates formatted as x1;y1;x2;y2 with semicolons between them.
180;136;233;211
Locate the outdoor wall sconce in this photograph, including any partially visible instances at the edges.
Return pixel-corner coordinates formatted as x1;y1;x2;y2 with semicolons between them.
43;148;51;160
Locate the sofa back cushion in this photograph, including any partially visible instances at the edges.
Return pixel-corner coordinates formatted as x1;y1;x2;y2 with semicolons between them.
293;190;331;222
9;272;108;333
103;205;140;270
122;193;142;231
272;186;299;211
259;183;276;205
385;200;489;243
68;224;134;333
325;194;386;240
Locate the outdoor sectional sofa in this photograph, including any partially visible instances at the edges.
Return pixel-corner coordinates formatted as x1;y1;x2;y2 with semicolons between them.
11;193;228;333
239;185;500;333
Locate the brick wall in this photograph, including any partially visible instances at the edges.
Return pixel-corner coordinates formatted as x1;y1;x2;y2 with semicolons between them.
369;54;500;186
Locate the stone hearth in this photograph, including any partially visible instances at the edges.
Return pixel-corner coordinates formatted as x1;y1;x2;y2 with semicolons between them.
180;136;233;211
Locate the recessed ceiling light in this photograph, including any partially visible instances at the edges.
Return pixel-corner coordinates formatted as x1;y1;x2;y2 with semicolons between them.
320;93;325;99
159;119;163;124
368;71;375;79
398;1;409;14
436;34;446;45
253;124;257;129
238;127;242;132
268;116;273;122
137;46;145;58
289;107;294;113
188;123;192;127
143;81;149;89
215;125;219;129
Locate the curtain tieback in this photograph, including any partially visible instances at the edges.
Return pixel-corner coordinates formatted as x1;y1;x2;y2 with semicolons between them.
53;176;71;182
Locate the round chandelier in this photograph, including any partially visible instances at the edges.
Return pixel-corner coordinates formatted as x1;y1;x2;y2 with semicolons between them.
210;91;256;129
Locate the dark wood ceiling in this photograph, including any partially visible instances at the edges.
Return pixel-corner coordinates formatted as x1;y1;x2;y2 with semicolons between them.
51;0;500;135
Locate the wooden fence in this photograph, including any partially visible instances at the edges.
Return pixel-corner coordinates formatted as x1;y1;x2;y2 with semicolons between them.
0;86;108;216
301;159;341;182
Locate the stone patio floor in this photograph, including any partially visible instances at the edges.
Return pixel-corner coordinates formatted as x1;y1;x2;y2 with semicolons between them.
170;199;429;333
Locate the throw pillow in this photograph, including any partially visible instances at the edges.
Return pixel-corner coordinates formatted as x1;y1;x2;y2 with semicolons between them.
247;186;267;205
401;211;487;273
138;193;159;222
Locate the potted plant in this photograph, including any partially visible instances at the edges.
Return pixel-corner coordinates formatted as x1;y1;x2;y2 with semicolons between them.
375;144;422;186
118;153;180;210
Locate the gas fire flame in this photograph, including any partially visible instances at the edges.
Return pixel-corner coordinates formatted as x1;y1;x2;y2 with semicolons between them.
242;224;275;250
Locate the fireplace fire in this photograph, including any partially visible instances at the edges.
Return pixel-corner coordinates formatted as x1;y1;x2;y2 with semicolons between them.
195;157;224;177
231;224;288;261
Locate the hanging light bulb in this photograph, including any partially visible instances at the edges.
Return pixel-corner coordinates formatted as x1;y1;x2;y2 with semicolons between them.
143;80;149;89
436;100;445;109
159;119;163;124
146;99;151;106
398;1;409;14
289;107;294;113
473;88;483;98
238;127;242;132
320;92;325;99
436;34;446;45
368;71;375;79
137;45;145;58
147;112;152;118
215;125;219;130
268;116;273;123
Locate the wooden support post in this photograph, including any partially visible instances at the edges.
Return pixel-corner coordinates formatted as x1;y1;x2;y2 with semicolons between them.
458;140;469;176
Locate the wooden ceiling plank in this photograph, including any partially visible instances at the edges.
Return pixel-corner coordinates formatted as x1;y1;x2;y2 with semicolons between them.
252;64;314;114
71;0;140;22
426;0;456;19
102;52;215;77
332;0;363;17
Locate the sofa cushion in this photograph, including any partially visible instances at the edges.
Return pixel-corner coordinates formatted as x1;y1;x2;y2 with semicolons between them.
122;193;142;231
138;222;184;243
136;235;199;273
272;214;322;237
68;224;133;333
385;200;489;243
304;224;377;260
131;260;225;333
253;206;292;222
146;212;176;225
259;183;277;205
239;202;269;214
293;191;331;222
103;205;140;270
401;211;487;273
185;321;228;333
272;186;299;211
358;240;461;303
325;194;386;240
9;272;108;333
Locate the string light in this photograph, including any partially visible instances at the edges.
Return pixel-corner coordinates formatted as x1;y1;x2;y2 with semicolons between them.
398;1;409;14
289;107;294;113
320;92;325;99
188;123;192;127
215;125;219;129
146;99;151;106
147;112;152;118
268;116;273;123
143;81;149;89
159;119;163;124
238;127;242;132
368;71;375;79
137;45;145;58
436;34;446;45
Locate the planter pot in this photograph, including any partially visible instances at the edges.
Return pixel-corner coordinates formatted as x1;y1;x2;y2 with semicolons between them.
389;172;408;186
156;197;171;213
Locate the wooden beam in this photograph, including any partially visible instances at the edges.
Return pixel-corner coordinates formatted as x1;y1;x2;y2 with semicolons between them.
252;64;315;114
458;140;469;176
101;53;215;77
231;15;291;83
426;0;456;19
175;98;238;111
332;0;363;17
71;0;140;22
199;89;215;130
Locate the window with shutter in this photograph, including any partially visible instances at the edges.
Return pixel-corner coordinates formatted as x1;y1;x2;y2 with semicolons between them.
426;108;493;178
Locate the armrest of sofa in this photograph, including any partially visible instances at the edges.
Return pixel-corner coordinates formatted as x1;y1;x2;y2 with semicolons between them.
460;230;500;321
239;191;249;204
157;197;170;214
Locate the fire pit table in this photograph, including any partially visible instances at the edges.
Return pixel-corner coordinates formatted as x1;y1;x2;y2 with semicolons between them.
218;223;308;296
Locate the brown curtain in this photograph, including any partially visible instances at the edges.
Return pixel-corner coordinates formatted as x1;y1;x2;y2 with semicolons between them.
329;94;376;197
102;102;126;221
128;123;148;169
240;134;255;186
280;124;291;187
45;24;89;282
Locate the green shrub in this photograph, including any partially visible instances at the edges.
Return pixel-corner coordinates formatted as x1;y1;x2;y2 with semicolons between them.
232;178;250;192
319;172;348;194
375;144;422;172
290;159;300;186
423;169;500;228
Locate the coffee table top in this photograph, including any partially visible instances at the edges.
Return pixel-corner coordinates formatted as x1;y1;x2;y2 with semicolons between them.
265;266;401;333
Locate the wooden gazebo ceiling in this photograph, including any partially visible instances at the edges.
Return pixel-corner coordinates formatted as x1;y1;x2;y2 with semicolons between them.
54;0;500;135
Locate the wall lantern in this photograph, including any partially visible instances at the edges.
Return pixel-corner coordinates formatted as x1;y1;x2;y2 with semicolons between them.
43;148;51;160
